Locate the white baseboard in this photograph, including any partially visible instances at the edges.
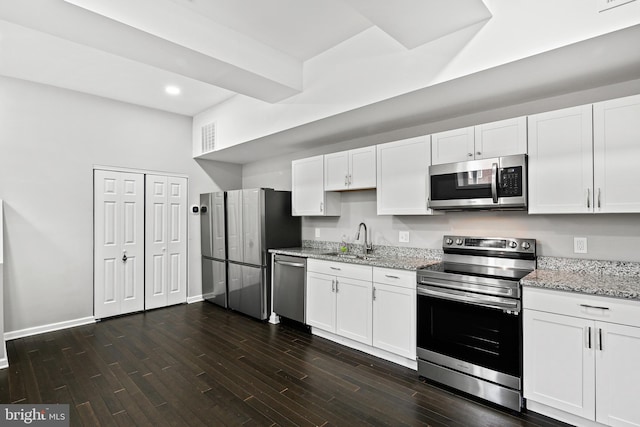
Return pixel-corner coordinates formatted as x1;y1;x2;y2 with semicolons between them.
187;295;204;304
4;316;96;341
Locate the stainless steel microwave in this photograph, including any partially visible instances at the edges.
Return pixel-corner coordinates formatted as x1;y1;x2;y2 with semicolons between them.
428;154;527;211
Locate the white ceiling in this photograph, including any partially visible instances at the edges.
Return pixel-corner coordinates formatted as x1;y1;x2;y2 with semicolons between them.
0;0;492;116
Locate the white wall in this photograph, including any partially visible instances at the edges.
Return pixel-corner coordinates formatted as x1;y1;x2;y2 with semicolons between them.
196;0;640;152
242;83;640;263
0;76;242;335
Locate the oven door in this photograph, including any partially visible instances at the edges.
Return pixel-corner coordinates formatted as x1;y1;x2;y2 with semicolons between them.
416;285;521;389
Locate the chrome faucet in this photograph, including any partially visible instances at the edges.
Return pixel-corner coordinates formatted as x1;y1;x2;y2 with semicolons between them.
355;222;372;256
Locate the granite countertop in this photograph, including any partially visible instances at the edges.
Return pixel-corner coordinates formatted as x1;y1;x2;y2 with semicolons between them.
522;269;640;301
269;247;440;271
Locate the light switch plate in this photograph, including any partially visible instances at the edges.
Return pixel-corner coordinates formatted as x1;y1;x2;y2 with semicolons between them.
399;231;410;243
574;237;588;254
315;228;321;238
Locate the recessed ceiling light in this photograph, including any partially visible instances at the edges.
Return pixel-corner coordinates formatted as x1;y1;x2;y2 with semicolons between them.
165;85;181;96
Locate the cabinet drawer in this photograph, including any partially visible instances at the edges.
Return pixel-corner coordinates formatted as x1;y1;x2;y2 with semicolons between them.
307;259;372;281
373;267;416;289
523;287;640;328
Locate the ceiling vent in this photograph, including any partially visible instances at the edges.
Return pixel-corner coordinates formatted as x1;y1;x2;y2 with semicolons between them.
201;121;216;153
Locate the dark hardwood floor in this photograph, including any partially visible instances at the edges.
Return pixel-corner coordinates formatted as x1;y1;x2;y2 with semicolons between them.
0;302;569;426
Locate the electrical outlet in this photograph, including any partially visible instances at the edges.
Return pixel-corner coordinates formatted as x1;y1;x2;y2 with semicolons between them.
399;231;410;243
574;237;588;254
315;228;321;238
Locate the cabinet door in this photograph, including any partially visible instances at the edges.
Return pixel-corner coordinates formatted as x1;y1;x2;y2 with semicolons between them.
372;282;416;359
377;136;432;215
292;155;326;216
523;310;595;420
324;151;349;191
348;146;376;190
528;105;593;214
431;127;475;165
594;94;640;213
306;272;336;333
596;322;640;427
335;277;372;345
475;117;527;159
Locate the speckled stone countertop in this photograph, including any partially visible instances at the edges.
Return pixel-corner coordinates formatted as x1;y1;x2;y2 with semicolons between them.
522;257;640;301
269;241;441;271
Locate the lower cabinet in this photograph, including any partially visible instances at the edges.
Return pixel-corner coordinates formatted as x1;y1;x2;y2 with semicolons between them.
372;268;416;360
306;259;417;365
306;260;373;345
523;287;640;427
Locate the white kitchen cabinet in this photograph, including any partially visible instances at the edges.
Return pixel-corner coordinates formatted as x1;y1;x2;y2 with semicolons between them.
372;268;416;359
474;117;527;159
324;146;376;191
528;105;594;214
376;135;437;215
291;155;340;216
523;287;640;426
431;117;527;165
593;94;640;213
529;94;640;215
431;126;475;164
306;259;373;346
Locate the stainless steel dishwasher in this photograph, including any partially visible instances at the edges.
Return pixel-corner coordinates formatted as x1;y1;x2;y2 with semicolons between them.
273;254;306;323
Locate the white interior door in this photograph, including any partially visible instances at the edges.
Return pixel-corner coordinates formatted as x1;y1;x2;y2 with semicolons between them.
166;176;187;306
94;170;144;319
145;175;187;310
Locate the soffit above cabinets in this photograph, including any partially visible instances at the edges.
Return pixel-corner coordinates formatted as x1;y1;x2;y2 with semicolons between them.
0;0;491;115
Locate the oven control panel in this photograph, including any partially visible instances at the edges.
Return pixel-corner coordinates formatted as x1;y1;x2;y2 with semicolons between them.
443;235;536;255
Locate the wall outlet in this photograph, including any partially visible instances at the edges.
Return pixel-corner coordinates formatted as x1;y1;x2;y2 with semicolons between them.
574;237;588;254
315;228;321;238
399;231;410;243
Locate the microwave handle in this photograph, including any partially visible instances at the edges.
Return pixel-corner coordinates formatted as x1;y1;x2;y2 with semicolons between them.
491;162;498;204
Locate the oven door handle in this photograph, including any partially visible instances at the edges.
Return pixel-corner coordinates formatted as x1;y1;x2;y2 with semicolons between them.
417;286;520;312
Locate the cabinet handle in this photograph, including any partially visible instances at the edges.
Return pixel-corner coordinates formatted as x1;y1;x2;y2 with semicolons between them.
330;266;341;271
320;202;323;212
585;326;592;349
348;174;352;185
335;279;339;293
586;189;590;209
331;279;335;293
598;328;603;351
344;174;348;187
597;188;601;209
372;286;376;301
579;304;610;311
385;275;400;279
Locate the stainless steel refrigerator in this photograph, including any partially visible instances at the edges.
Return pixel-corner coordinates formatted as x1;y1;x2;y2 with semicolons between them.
201;188;301;320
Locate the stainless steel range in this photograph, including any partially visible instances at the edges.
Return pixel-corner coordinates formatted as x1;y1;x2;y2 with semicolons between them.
416;235;536;411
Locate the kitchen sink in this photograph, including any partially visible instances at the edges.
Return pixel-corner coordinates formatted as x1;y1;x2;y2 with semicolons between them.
323;252;380;261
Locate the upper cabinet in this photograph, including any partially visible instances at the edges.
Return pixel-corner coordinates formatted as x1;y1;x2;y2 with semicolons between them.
292;155;340;216
377;135;436;215
431;117;527;165
593;94;640;213
431;126;475;164
528;105;593;214
324;146;376;191
528;94;640;214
